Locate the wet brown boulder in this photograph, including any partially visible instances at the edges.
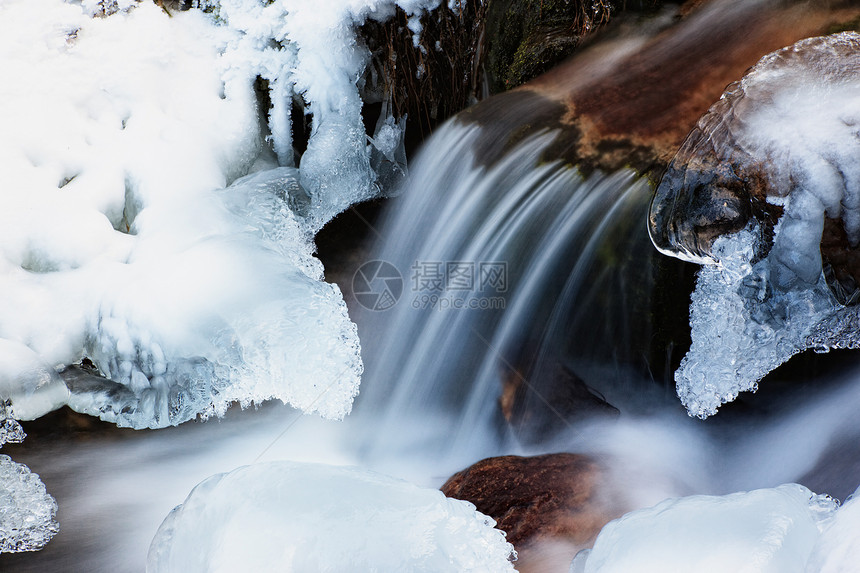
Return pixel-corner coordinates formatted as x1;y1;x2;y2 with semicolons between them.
441;453;618;572
463;0;860;177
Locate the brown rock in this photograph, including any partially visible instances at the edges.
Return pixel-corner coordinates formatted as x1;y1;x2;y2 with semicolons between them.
648;31;860;299
499;361;618;446
461;0;860;178
441;453;618;572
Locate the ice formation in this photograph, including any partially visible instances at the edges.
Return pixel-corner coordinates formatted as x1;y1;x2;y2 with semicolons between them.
806;485;860;573
0;0;467;430
0;402;59;553
193;0;437;228
648;33;860;417
676;229;838;418
570;484;838;573
147;461;516;572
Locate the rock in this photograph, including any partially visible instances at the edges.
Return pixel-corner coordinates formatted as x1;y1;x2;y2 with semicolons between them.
462;0;860;177
648;32;860;300
441;453;618;573
483;0;620;92
499;361;618;445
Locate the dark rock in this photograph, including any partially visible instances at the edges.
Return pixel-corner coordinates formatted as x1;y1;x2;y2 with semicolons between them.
499;361;618;445
442;453;619;572
484;0;619;91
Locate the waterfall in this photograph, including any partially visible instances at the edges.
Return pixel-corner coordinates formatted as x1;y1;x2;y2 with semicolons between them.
352;120;687;468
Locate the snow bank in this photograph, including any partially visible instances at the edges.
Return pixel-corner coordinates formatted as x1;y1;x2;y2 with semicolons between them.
0;0;442;428
571;484;837;573
147;461;516;572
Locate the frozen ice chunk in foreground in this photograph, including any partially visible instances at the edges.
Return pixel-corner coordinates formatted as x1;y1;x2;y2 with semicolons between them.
571;484;836;573
147;461;516;572
0;455;60;553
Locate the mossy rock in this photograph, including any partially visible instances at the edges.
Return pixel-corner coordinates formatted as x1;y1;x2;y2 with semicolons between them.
485;0;666;92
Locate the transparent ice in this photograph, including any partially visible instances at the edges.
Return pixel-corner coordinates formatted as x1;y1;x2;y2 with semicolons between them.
571;484;837;573
676;228;838;418
147;461;516;572
0;402;59;553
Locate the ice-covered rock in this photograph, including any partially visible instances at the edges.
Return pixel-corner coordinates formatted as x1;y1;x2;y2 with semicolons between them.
147;461;516;572
571;484;837;573
647;32;860;417
0;1;368;429
649;32;860;280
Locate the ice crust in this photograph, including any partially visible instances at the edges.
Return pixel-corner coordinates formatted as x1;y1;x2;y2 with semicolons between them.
669;33;860;417
676;228;837;418
571;484;838;573
147;461;516;572
0;402;59;553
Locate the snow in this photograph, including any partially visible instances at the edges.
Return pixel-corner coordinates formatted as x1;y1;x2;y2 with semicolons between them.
571;484;837;573
147;461;516;572
0;340;70;422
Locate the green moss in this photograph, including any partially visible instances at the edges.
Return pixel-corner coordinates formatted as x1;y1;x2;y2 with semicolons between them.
507;25;581;88
486;0;608;91
485;0;668;92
